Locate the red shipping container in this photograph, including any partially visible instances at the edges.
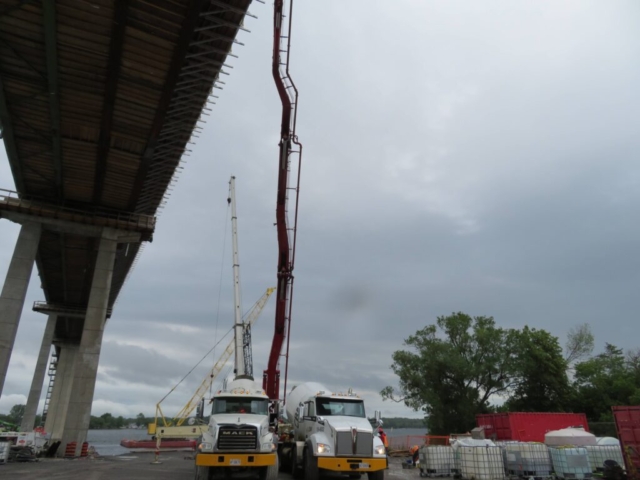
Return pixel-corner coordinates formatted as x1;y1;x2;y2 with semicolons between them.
612;406;640;476
476;412;589;442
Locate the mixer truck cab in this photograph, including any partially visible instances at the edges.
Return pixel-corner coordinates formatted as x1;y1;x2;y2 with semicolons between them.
195;377;279;480
280;382;387;480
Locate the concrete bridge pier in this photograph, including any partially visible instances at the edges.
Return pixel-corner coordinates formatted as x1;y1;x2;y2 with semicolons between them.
45;342;78;440
60;229;118;457
0;222;42;397
0;202;148;454
20;313;56;431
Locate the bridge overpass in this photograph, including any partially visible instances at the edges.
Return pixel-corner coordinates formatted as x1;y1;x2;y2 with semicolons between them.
0;0;255;456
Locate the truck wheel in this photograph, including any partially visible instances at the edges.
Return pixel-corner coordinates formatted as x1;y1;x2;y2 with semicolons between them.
195;465;210;480
291;447;303;479
367;470;384;480
304;447;320;480
259;454;279;480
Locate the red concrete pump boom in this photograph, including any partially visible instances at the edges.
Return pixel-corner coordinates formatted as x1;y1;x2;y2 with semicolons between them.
262;0;302;402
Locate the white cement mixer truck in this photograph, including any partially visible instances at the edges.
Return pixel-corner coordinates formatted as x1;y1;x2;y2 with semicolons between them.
278;382;387;480
195;376;279;480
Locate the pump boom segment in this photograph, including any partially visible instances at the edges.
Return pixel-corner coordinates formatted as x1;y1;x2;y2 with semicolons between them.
263;0;303;402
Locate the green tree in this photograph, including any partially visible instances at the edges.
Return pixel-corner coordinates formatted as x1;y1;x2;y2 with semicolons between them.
136;413;146;427
565;323;594;366
506;327;571;412
8;404;25;425
382;313;519;434
572;343;639;421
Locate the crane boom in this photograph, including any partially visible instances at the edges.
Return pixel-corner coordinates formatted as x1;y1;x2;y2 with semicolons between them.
228;176;246;377
263;0;302;402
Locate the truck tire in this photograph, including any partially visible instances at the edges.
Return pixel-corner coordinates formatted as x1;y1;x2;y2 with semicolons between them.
195;465;210;480
260;454;279;480
304;445;320;480
367;470;384;480
291;446;303;479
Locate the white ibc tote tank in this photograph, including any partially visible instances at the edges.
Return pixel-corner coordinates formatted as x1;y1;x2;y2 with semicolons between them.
586;438;625;473
452;438;505;480
502;442;552;477
419;445;454;477
548;447;593;480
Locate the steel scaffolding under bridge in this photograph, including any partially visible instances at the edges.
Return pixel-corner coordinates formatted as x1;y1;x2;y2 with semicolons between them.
0;0;255;457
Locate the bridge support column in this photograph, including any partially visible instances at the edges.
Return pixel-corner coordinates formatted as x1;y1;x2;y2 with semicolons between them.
60;229;117;456
21;314;57;431
46;343;78;440
0;222;42;397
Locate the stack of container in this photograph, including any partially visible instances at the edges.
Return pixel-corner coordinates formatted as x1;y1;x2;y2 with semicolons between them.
419;445;454;477
476;413;589;442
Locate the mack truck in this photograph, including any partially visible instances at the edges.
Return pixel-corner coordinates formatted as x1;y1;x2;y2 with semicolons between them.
278;382;387;480
195;178;279;480
195;376;279;480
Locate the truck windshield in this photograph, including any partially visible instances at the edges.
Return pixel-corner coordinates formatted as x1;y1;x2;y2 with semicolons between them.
315;398;365;417
211;397;269;415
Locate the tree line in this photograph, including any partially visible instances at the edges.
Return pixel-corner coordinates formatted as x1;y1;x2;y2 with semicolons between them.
3;405;427;432
0;407;154;431
381;312;638;435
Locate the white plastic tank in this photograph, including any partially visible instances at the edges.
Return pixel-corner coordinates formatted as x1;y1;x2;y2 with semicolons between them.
545;428;597;447
419;445;454;477
549;447;593;479
596;437;620;446
452;439;505;480
585;445;625;472
502;442;552;477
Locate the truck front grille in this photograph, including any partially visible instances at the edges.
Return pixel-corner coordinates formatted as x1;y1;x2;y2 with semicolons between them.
335;431;373;457
217;425;258;451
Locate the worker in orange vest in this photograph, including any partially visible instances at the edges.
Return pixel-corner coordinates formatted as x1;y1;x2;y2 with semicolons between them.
378;427;389;452
410;445;419;465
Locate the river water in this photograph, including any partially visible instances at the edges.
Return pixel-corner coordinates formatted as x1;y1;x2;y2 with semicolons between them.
88;428;150;456
87;427;426;456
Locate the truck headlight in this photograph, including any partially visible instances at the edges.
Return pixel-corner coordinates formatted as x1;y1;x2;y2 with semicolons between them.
261;442;277;452
199;442;213;452
375;445;386;455
317;443;331;454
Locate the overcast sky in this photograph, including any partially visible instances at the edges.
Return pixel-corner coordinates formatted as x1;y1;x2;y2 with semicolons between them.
1;1;639;421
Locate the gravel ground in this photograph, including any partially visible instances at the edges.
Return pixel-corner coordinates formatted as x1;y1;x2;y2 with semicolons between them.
0;452;416;480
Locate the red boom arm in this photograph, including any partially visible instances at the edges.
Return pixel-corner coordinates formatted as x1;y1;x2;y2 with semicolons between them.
263;0;302;402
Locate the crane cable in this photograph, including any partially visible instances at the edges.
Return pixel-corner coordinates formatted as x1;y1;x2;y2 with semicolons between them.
157;326;233;406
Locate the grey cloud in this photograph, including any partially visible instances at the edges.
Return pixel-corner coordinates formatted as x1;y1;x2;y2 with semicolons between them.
1;1;639;418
